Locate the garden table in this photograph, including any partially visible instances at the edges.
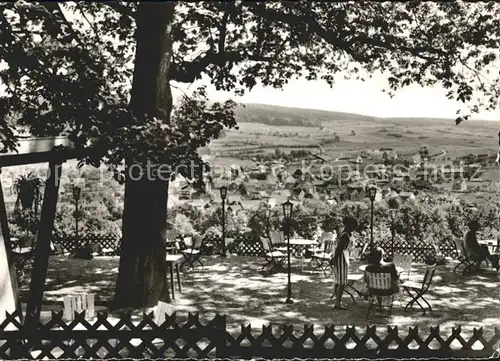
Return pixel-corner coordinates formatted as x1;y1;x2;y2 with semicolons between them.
479;239;499;255
289;238;319;270
290;238;318;253
166;254;183;300
275;238;318;253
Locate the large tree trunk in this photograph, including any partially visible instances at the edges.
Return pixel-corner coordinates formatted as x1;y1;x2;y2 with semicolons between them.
113;2;175;309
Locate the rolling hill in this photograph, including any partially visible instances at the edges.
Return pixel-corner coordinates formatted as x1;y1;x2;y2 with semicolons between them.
207;102;500;161
234;103;496;129
234;103;378;127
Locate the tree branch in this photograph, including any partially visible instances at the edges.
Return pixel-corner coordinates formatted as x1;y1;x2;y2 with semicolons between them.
76;3;101;38
218;6;230;55
100;1;136;19
41;3;103;73
172;3;448;83
460;59;500;99
245;3;448;63
170;51;274;83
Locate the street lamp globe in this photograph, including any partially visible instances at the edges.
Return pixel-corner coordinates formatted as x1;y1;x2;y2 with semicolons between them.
282;200;293;221
368;186;377;202
72;185;81;201
219;186;227;200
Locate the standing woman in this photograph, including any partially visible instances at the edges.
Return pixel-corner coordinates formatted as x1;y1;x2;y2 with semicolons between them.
496;130;500;164
332;216;359;310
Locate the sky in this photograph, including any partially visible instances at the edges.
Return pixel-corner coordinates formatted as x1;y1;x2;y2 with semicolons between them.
173;72;500;121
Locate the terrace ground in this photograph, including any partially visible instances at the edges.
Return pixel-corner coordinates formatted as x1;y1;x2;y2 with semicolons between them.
18;255;500;337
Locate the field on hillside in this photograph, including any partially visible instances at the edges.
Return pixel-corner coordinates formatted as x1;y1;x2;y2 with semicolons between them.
206;104;499;164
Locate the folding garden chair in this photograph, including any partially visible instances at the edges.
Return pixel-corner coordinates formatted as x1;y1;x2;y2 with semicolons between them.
401;265;436;316
452;238;480;275
311;234;336;275
165;230;179;254
260;237;286;274
181;235;204;271
307;232;334;268
63;293;95;321
47;301;176;358
154;301;176;325
129;301;176;350
53;243;71;256
306;236;323;257
365;271;398;320
393;253;413;281
269;230;287;253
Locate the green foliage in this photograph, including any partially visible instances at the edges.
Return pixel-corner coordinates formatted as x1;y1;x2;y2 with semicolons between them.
2;2;499;158
172;213;197;238
201;206;250;238
53;201;121;237
394;205;431;243
247;206;274;238
9;208;39;237
320;210;343;233
289;205;320;239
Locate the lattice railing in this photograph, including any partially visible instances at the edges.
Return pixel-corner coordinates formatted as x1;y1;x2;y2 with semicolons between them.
233;239;264;256
354;238;457;262
0;312;225;359
221;324;500;359
1;312;498;359
52;234;121;256
50;233;458;262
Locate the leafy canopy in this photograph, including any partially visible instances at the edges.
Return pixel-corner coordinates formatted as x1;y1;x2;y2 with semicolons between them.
1;1;499;169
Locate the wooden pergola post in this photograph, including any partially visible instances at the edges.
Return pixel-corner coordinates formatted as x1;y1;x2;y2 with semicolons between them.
0;168;23;322
24;160;63;326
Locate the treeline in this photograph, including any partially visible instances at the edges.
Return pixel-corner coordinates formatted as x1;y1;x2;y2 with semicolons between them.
248;131;304;137
253;148;312;162
241;116;320;127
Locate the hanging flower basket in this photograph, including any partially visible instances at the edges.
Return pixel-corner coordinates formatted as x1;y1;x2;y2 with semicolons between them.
12;172;43;210
18;183;38;209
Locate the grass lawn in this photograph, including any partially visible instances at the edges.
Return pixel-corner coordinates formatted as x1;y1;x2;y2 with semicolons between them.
19;255;500;338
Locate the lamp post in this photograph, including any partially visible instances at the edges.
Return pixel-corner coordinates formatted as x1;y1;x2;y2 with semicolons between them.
266;208;271;237
368;186;377;251
220;186;227;257
390;208;397;259
282;200;294;304
72;185;81;241
266;199;275;238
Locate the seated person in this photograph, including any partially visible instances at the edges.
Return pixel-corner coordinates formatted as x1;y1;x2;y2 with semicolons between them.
464;220;499;271
363;247;400;295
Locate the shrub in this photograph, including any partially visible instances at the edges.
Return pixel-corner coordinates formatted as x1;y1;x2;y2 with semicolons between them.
172;213;197;238
320;210;343;233
394;204;432;243
289;206;320;239
247;206;280;238
10;208;39;236
204;226;222;239
226;210;250;237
